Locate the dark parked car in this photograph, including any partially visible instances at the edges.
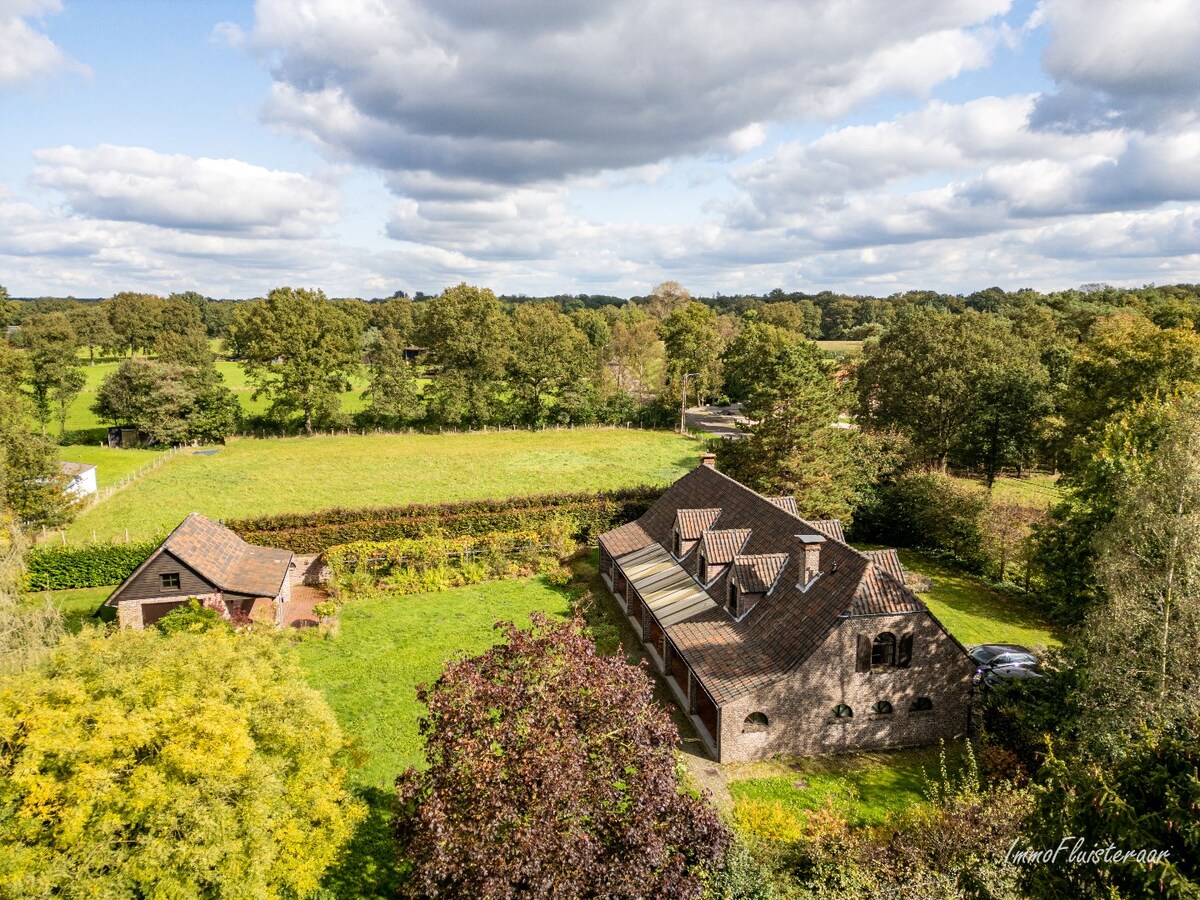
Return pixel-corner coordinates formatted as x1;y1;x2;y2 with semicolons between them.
969;643;1038;671
981;663;1044;690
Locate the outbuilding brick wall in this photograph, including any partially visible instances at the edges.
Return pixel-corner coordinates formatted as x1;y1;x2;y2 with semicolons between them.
717;611;975;761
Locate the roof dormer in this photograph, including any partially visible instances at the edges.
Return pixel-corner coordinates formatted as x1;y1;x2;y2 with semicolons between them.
697;528;751;586
672;508;720;559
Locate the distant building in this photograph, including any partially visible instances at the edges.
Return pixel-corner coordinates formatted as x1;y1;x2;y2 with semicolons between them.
597;455;975;762
59;462;97;498
105;513;295;630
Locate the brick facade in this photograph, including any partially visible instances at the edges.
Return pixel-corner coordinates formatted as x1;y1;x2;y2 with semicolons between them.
716;612;974;761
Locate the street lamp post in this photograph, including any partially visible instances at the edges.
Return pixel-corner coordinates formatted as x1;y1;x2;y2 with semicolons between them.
679;372;698;435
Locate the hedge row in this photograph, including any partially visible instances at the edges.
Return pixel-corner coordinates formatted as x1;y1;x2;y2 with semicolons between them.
227;486;662;554
25;541;158;591
325;523;577;597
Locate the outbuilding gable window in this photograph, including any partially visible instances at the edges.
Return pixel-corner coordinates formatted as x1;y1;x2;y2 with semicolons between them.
742;712;769;733
160;572;180;590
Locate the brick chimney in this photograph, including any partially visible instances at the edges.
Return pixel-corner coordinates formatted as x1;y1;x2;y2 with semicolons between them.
796;534;826;588
700;452;717;468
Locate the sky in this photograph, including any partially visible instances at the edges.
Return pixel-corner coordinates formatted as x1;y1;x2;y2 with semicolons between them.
2;0;1198;299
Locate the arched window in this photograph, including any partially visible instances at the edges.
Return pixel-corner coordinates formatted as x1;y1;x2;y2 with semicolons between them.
872;700;893;715
911;697;934;712
871;632;897;668
672;528;682;556
727;579;738;614
698;552;708;584
832;703;854;719
743;712;769;733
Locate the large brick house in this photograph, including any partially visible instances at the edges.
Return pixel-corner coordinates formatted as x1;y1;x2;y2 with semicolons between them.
597;455;975;762
105;513;294;629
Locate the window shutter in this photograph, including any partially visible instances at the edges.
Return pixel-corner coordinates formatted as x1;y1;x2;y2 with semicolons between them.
898;634;913;668
855;634;871;673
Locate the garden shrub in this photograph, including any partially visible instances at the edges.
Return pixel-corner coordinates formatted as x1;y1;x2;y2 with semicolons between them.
325;522;577;597
153;598;230;635
24;540;158;590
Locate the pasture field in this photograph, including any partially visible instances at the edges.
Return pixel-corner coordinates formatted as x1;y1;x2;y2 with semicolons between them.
19;586;110;632
65;428;700;543
57;445;163;489
54;359;372;437
947;472;1062;510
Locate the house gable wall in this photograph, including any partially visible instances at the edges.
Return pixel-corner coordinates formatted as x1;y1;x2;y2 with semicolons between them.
717;610;975;761
113;549;216;603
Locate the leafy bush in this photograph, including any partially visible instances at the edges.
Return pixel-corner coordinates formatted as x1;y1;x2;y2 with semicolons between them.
396;614;730;898
852;470;989;572
24;540;158;590
0;628;364;897
226;486;661;553
153;597;230;635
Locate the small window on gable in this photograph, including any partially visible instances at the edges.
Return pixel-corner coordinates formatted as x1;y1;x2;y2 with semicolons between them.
160;572;181;590
698;552;708;584
911;697;933;712
872;700;893;715
832;703;853;719
742;712;769;733
673;528;682;557
727;579;738;614
871;632;897;669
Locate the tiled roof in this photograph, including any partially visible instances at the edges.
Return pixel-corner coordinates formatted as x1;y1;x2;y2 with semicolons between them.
733;553;789;593
767;496;799;515
700;529;751;565
676;508;721;540
600;464;934;705
60;462;96;477
599;520;654;559
165;513;292;598
845;550;923;616
806;519;846;543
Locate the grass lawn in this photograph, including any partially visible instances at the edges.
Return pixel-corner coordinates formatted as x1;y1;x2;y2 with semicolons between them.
57;445;164;489
815;340;862;358
948;472;1062;510
65;428;699;543
19;585;111;632
294;577;572;787
898;549;1062;649
727;743;966;832
293;577;571;900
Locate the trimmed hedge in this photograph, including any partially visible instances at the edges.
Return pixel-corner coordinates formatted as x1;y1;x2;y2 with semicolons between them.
25;541;158;591
226;486;661;554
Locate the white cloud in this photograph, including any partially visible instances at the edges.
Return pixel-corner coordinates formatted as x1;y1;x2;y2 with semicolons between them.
32;145;340;236
249;0;1009;187
0;0;87;90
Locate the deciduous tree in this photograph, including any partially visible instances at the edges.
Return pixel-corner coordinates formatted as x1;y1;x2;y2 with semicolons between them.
662;301;723;406
508;302;593;425
0;629;365;897
419;284;514;427
396;615;730;899
104;291;164;356
231;286;361;433
361;326;424;428
21;313;83;436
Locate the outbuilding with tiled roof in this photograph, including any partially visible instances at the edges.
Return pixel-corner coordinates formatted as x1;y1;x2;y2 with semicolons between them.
105;513;296;630
597;454;975;762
